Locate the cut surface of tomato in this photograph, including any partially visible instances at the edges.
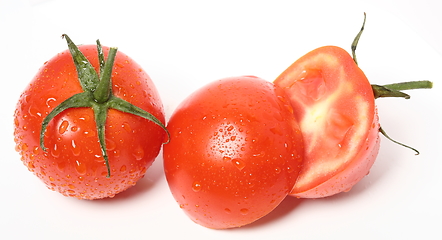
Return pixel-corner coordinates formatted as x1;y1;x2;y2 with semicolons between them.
274;46;377;198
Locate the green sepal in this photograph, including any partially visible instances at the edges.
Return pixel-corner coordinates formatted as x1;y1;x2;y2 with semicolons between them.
107;96;170;144
62;34;99;93
40;92;94;151
96;39;105;76
92;103;111;177
379;127;420;155
371;84;410;99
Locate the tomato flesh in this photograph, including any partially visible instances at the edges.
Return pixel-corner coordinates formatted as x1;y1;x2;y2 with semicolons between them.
14;45;166;199
163;76;304;229
274;46;379;198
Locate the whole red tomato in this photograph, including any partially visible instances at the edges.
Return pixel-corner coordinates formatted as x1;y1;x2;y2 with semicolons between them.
163;76;304;229
274;46;380;198
14;35;167;199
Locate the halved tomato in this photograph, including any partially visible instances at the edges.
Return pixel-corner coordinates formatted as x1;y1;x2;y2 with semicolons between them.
274;46;380;198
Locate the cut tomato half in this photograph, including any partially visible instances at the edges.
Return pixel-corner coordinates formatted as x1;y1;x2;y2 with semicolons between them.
274;46;379;198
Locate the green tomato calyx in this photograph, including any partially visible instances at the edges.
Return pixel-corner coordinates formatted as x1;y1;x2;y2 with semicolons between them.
40;34;169;178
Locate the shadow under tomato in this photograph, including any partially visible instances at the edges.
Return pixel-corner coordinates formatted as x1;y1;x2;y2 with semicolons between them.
231;196;304;230
90;155;165;203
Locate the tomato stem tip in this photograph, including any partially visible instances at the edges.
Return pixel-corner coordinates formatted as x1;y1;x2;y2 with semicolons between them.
379;127;420;155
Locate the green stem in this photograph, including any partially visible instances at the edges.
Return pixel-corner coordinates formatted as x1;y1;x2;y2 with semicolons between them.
94;47;117;103
383;80;433;91
351;12;366;65
372;80;433;99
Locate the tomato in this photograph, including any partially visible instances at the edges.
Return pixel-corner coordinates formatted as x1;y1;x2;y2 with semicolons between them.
163;76;304;229
14;35;167;199
274;46;380;198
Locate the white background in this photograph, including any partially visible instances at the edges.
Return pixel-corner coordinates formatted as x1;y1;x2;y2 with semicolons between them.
1;0;441;239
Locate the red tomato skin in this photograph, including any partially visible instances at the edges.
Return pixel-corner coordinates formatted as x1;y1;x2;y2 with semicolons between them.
274;46;377;198
163;76;304;229
14;45;165;199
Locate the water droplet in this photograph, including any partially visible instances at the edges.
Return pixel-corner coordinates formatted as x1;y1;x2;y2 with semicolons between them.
106;138;116;151
122;122;132;132
58;120;69;134
192;181;202;192
224;208;231;214
51;144;60;158
45;98;57;108
75;160;87;175
227;125;234;131
21;143;28;151
68;184;75;189
83;129;96;137
253;151;265;157
78;115;89;121
120;165;127;173
132;146;144;160
270;126;283;135
71;140;81;156
28;104;42;117
113;150;120;157
232;159;246;171
222;156;232;161
287;165;295;173
57;162;67;171
240;208;249;215
275;167;281;174
33;146;39;155
27;161;35;169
